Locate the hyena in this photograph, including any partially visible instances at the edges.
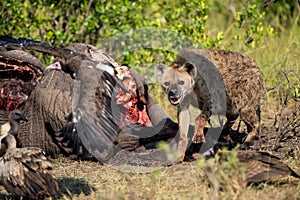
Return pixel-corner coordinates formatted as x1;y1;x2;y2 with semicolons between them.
155;49;265;161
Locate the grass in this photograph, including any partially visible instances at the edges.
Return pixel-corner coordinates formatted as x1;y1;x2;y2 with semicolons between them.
2;155;297;200
206;1;300;90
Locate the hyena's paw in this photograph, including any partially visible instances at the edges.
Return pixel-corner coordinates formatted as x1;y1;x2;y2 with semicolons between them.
243;131;257;144
192;132;206;143
193;114;207;143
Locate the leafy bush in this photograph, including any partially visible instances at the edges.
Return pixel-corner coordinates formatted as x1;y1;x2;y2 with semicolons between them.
234;4;275;49
0;0;223;70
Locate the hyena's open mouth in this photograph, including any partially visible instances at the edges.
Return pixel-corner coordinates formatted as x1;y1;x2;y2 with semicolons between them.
168;96;182;106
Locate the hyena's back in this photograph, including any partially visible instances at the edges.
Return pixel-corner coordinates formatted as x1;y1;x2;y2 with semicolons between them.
176;49;265;142
205;49;264;115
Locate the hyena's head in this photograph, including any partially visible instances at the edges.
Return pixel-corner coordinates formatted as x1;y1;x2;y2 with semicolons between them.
155;62;197;106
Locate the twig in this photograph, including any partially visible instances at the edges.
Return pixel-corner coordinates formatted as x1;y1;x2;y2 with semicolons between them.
229;0;237;18
86;0;94;19
272;70;300;150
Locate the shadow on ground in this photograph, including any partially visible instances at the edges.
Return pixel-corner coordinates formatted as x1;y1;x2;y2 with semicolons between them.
57;177;96;198
0;194;14;200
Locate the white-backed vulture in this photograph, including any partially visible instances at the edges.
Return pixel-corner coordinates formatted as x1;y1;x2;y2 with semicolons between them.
0;110;58;199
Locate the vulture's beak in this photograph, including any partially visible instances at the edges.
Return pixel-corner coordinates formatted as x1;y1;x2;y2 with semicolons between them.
22;113;29;122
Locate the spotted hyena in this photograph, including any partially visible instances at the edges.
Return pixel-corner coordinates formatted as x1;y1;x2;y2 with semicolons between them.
155;49;265;161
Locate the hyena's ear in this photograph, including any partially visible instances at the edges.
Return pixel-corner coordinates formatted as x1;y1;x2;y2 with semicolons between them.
182;62;197;78
155;64;167;81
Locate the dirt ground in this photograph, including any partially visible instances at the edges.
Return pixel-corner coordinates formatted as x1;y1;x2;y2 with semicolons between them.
250;100;299;160
0;93;299;200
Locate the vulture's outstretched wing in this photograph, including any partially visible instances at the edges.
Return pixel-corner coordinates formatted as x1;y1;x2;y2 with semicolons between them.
236;151;300;184
70;60;121;162
58;116;88;157
66;56;173;168
0;36;72;58
0;146;58;199
0;36;87;75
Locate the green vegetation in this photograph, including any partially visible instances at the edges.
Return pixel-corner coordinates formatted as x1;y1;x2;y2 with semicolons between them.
207;0;299;89
1;0;298;86
0;0;299;199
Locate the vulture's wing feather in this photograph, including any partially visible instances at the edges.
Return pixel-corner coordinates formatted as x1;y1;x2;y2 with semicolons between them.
237;151;300;184
0;36;77;60
70;60;120;162
0;147;58;198
59;120;83;155
0;36;40;51
0;36;40;46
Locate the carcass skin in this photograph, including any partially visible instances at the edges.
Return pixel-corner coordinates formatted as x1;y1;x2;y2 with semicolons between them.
0;50;44;111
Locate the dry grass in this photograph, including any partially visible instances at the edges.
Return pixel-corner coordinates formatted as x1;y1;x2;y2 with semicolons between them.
2;153;299;200
51;156;299;200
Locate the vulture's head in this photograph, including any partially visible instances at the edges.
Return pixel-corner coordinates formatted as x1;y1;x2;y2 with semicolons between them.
9;109;28;123
46;61;62;70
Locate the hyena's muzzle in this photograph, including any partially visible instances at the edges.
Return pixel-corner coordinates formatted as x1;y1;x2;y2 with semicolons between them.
165;84;183;106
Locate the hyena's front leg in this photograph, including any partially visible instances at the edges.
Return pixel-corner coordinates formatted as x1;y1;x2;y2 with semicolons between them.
177;108;190;162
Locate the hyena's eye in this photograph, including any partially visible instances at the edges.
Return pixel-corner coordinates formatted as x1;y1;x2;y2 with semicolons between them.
164;81;170;86
178;80;185;85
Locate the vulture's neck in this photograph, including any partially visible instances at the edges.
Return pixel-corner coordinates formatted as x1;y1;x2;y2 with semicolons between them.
5;134;16;149
9;119;20;137
0;122;10;149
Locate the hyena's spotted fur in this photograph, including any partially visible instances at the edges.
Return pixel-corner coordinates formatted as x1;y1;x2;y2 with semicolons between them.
155;49;265;161
197;49;265;140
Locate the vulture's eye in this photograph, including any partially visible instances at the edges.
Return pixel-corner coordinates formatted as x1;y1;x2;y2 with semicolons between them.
14;113;21;117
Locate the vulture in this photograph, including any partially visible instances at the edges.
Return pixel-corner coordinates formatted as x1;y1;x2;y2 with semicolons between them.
0;110;59;199
238;151;300;184
0;109;28;155
0;36;174;167
217;150;300;184
2;109;28;136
